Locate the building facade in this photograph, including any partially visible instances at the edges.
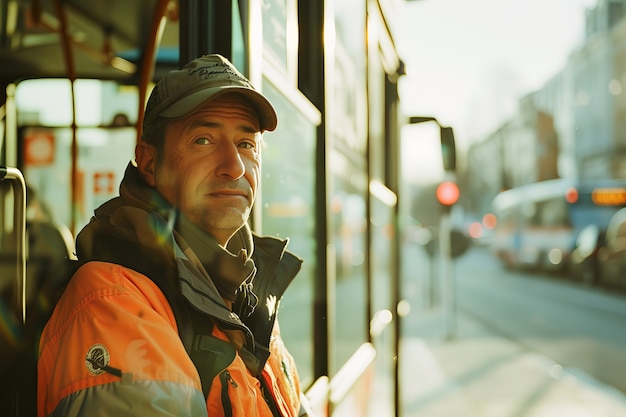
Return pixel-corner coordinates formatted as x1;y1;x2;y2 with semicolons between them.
465;0;626;217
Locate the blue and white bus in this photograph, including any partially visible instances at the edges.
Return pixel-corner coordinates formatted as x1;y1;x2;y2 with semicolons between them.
489;178;626;275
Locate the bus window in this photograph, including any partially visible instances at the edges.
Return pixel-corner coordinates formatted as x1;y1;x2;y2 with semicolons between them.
540;198;570;227
15;79;139;233
521;201;537;225
260;80;318;388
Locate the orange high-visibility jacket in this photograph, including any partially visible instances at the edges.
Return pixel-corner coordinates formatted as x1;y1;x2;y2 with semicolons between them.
37;163;306;417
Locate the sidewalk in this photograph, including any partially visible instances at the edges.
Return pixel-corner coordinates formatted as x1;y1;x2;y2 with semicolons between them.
400;307;626;417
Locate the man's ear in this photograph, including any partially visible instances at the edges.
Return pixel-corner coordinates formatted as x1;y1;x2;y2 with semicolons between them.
135;141;157;187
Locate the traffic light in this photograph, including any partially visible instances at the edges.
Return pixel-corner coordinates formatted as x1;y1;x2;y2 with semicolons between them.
407;116;457;172
436;180;460;211
440;127;456;171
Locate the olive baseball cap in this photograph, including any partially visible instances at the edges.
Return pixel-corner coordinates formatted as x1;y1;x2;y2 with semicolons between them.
143;54;277;133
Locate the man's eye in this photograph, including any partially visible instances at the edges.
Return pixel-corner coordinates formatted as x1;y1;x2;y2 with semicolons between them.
194;137;211;145
239;140;257;150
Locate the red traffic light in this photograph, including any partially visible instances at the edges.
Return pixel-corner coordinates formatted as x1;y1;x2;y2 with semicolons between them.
436;181;460;206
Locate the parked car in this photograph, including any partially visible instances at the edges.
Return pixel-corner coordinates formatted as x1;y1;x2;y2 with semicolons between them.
597;207;626;290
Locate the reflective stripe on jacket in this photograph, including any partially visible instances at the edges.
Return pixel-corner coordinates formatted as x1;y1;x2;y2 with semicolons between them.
37;261;301;417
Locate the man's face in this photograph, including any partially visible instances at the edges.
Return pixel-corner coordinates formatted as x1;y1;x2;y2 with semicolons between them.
140;94;262;245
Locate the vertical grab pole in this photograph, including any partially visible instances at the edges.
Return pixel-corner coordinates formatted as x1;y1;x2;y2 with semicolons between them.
0;166;27;324
136;0;171;143
52;0;78;236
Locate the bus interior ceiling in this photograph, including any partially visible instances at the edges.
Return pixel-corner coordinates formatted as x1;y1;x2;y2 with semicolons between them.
0;0;180;87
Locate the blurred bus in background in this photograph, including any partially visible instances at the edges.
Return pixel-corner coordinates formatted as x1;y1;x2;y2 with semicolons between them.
489;178;626;280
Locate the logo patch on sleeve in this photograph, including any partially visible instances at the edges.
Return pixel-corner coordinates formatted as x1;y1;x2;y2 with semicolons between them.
85;343;111;376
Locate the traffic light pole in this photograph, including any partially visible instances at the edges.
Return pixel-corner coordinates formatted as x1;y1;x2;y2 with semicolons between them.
407;116;459;339
438;209;456;340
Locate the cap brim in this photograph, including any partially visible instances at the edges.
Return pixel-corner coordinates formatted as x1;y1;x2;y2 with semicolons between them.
159;86;278;132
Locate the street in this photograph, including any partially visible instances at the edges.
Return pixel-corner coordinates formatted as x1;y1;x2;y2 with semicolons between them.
456;245;626;393
400;243;626;416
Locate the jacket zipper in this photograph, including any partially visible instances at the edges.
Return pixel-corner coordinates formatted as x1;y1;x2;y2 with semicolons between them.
220;370;238;417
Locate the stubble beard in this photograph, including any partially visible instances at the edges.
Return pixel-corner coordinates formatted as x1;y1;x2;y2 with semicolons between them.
189;203;251;239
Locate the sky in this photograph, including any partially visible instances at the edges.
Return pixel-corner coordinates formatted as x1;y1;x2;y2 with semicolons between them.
391;0;598;183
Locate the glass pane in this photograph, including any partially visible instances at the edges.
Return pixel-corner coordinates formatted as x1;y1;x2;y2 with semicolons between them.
260;80;317;388
15;79;138;128
369;191;395;417
330;150;368;374
262;0;297;78
22;126;136;231
15;79;138;232
330;0;369;378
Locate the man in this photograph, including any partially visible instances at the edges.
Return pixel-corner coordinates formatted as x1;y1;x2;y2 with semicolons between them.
38;54;311;417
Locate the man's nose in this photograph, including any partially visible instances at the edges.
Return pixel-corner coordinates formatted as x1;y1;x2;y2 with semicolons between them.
216;142;246;179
